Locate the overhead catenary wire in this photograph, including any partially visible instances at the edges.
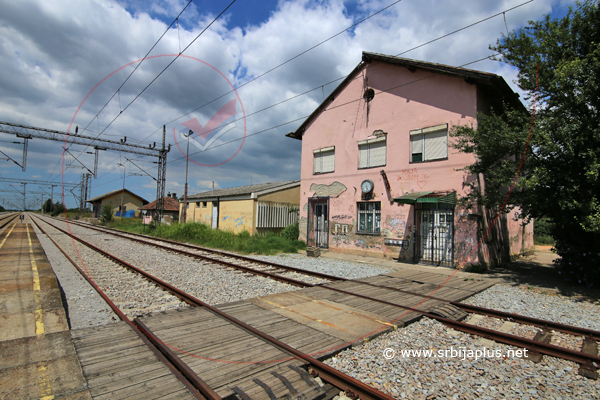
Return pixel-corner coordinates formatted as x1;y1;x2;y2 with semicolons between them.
150;54;499;175
47;1;236;185
46;1;194;183
141;0;533;150
141;0;406;143
50;1;532;203
98;0;238;136
68;1;532;190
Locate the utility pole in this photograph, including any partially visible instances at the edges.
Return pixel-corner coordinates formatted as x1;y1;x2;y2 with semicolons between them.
22;183;26;211
183;130;191;223
154;125;168;223
118;163;125;218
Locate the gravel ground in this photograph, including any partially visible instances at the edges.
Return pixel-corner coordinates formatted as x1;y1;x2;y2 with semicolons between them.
325;284;600;399
31;217;600;398
32;216;388;330
462;284;600;331
249;253;391;279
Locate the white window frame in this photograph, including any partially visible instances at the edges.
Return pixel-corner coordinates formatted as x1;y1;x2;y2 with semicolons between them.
410;123;448;162
358;136;386;169
313;146;335;174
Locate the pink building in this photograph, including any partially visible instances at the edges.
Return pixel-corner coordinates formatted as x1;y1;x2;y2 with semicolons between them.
287;52;533;267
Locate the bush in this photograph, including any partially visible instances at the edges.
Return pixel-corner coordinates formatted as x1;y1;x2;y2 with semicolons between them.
281;222;299;241
534;217;555;245
100;205;113;223
50;203;65;217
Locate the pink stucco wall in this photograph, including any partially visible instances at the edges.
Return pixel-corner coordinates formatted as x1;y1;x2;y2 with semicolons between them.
298;60;532;266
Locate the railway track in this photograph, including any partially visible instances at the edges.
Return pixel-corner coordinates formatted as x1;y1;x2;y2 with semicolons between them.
34;213;600;381
0;212;19;230
29;213;397;400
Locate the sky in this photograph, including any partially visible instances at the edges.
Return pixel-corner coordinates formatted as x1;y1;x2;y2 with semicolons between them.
0;0;575;210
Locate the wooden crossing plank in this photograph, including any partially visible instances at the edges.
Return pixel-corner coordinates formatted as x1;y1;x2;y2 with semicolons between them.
71;322;194;399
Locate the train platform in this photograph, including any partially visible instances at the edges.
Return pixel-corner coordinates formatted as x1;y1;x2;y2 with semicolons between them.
0;218;91;399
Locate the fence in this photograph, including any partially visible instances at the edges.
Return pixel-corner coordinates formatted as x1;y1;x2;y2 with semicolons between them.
256;201;298;228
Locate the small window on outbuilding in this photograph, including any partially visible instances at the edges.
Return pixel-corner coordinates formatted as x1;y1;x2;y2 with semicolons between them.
203;201;208;208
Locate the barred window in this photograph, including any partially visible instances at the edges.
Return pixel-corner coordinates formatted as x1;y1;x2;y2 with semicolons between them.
357;202;381;234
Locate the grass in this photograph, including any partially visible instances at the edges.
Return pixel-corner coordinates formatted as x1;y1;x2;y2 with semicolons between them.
108;219;306;255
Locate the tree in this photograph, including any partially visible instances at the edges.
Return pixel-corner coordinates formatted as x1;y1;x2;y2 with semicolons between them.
50;202;65;217
43;199;52;213
100;205;113;223
452;0;600;285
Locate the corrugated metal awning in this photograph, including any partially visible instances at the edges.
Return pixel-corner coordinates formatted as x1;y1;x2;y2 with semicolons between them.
393;191;456;205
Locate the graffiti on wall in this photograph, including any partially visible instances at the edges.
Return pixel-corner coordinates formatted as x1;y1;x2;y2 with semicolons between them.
396;168;430;190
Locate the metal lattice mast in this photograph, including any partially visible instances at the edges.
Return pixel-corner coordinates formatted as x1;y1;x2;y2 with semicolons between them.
155;125;167;222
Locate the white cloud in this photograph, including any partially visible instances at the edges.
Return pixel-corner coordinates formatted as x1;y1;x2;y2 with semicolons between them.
0;0;575;207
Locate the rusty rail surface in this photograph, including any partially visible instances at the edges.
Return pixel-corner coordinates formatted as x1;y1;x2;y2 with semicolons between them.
30;214;216;400
38;215;600;376
33;214;397;400
56;216;600;343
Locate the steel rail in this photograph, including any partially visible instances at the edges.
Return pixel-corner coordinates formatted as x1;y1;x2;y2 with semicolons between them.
33;214;397;400
41;215;600;372
60;217;600;342
55;216;600;342
29;214;217;400
59;217;344;282
0;212;19;230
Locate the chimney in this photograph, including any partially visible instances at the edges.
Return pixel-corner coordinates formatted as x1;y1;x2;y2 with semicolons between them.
167;192;171;198
172;193;177;200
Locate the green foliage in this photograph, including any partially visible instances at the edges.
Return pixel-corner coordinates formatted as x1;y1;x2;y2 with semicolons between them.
452;1;600;285
50;202;65;217
100;205;113;223
533;218;555;245
111;220;305;255
281;222;300;241
43;199;52;213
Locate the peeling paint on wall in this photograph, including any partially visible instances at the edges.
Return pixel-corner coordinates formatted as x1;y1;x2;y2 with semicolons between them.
310;181;347;197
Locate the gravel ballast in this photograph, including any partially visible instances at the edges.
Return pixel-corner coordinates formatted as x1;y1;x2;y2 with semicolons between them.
31;217;600;398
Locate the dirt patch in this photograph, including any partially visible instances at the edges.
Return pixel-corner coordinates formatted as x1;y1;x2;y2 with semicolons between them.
480;247;600;304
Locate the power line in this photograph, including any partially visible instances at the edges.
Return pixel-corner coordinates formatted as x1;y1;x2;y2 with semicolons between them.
141;0;405;142
52;1;531;191
144;0;533;146
152;54;498;174
46;1;194;183
80;0;194;138
98;0;238;136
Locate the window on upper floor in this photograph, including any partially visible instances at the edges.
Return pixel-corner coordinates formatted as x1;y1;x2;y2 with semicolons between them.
358;137;386;169
410;124;448;162
313;146;335;174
